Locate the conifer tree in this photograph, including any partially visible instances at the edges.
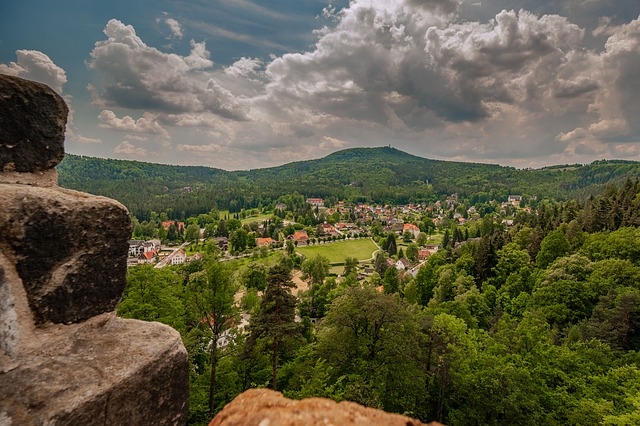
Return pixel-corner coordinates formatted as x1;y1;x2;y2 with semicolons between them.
247;264;301;390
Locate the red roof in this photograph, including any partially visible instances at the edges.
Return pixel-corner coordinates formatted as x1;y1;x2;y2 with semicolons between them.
256;237;274;246
142;251;156;260
293;230;309;241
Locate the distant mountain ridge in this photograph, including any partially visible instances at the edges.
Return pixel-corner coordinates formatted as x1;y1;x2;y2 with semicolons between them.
57;147;640;219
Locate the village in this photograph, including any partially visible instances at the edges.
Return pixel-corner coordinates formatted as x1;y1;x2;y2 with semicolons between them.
127;193;533;282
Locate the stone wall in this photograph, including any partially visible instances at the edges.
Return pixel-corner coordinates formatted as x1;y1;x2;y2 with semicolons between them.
0;74;189;425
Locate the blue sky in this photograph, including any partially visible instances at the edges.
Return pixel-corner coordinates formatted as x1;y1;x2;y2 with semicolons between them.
1;0;639;170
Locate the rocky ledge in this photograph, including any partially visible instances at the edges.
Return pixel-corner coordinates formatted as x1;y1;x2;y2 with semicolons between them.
0;74;189;425
210;389;444;426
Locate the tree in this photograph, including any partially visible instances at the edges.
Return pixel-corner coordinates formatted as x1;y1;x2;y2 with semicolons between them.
414;263;437;306
241;262;268;291
167;222;179;242
299;277;337;318
493;242;531;288
285;239;295;255
185;223;200;242
383;266;400;294
247;264;301;390
406;243;419;262
316;285;421;412
531;279;595;328
385;233;397;256
374;251;389;275
442;229;451;249
301;255;331;287
118;264;186;333
343;257;359;277
536;229;570;268
187;260;238;416
230;228;248;252
417;232;429;247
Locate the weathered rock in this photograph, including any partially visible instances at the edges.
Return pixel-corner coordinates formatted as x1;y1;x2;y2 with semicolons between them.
0;184;132;324
0;314;190;425
210;388;437;426
0;74;68;172
0;265;19;358
0;75;190;426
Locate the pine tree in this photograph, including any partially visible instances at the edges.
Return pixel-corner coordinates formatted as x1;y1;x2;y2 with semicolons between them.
386;233;398;256
247;264;301;390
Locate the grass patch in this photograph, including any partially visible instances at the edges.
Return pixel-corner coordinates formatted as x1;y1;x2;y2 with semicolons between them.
240;213;274;225
296;238;378;264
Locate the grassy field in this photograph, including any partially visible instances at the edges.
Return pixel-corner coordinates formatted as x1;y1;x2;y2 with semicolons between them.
240;213;273;225
296;238;379;264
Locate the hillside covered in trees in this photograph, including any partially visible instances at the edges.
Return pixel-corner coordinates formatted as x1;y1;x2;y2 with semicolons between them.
119;178;640;425
57;147;640;220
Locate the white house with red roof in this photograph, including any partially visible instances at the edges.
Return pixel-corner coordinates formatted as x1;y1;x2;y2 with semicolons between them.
403;223;421;239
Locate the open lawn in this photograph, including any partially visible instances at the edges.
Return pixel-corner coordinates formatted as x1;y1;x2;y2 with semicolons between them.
240;213;274;225
296;238;379;264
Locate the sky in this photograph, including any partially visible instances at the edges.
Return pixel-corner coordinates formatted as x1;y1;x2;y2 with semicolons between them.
1;0;639;171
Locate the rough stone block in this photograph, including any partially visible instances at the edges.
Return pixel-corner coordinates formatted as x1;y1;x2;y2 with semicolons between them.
0;74;68;172
210;388;433;426
0;315;189;425
0;265;19;358
0;184;132;324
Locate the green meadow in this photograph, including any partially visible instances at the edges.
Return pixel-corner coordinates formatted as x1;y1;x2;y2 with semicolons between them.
296;238;378;264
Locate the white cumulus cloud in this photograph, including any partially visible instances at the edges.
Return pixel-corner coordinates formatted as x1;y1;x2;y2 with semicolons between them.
0;50;67;94
88;19;248;120
165;18;184;39
98;109;170;138
114;140;148;157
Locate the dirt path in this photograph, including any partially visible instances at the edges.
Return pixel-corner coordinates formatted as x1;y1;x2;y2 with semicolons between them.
291;270;309;296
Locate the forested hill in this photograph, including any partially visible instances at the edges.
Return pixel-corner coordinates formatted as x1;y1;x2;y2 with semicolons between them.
57;147;640;219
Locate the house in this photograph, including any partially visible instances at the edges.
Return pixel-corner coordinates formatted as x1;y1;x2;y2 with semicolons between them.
306;198;324;207
139;251;157;264
275;202;287;211
507;195;522;206
395;258;412;271
321;222;339;236
169;249;187;265
403;223;421;239
129;239;161;257
256;237;274;247
418;249;431;261
425;244;439;253
214;237;229;251
292;230;309;245
391;223;404;234
161;221;185;231
142;241;159;253
128;240;145;257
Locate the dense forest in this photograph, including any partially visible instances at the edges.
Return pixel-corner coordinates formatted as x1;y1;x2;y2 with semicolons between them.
57;147;640;220
118;178;640;425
